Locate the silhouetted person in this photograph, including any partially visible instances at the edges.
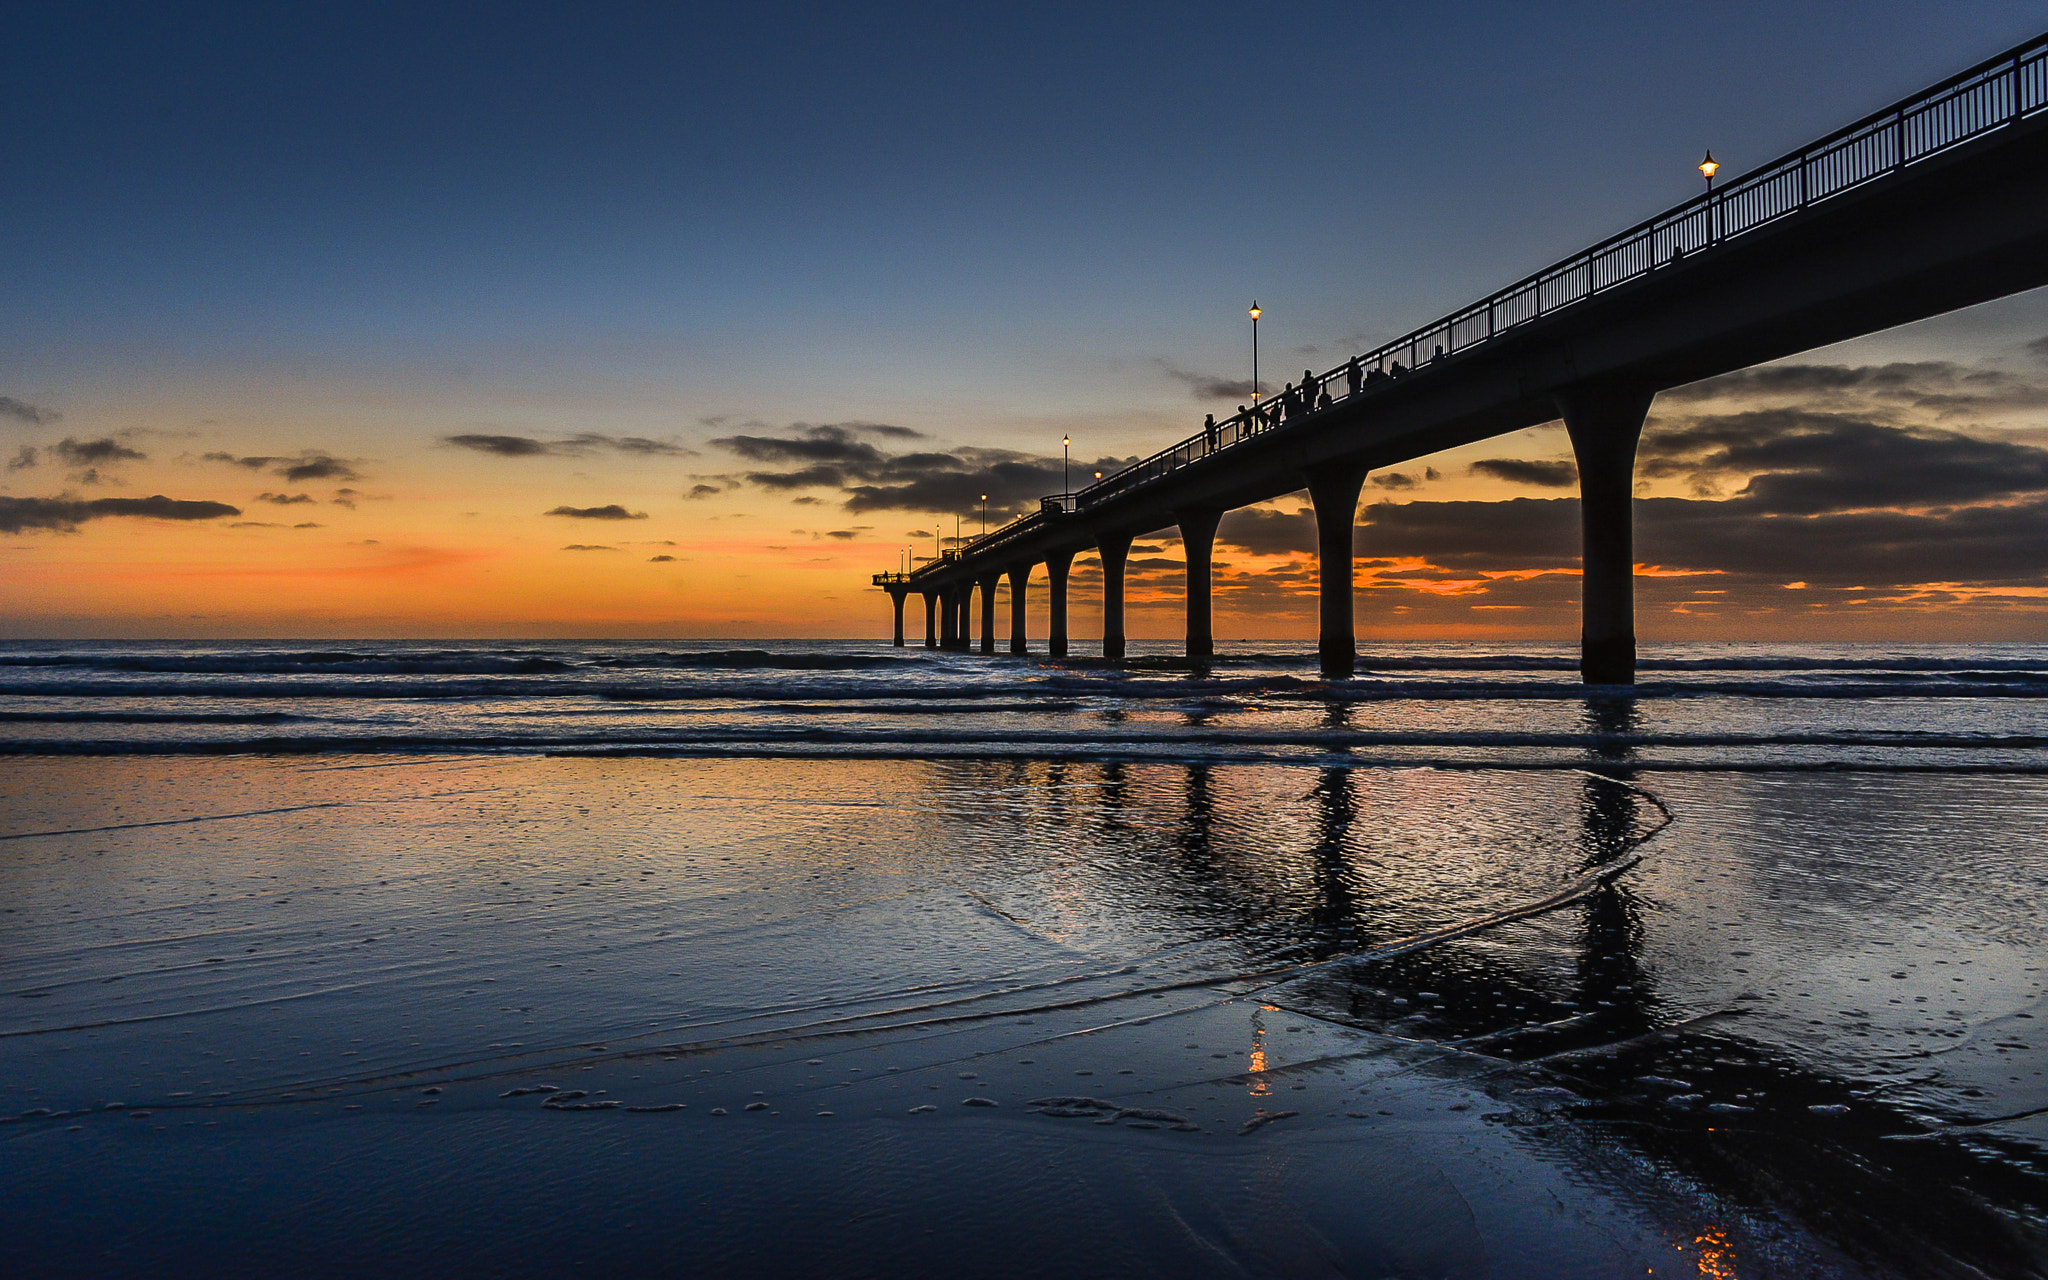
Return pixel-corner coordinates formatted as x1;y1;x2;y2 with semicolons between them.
1345;357;1363;397
1203;413;1218;452
1316;386;1332;411
1367;365;1388;383
1431;345;1444;363
1281;382;1302;421
1390;360;1408;377
1301;369;1318;405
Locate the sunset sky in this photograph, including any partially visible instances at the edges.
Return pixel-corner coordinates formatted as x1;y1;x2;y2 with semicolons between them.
8;0;2048;641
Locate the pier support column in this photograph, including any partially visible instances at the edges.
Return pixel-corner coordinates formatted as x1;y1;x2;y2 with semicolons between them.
1178;509;1223;660
922;592;937;649
938;586;958;649
954;587;973;651
1557;385;1655;685
1306;464;1369;677
1045;551;1074;657
1099;533;1132;660
1007;563;1032;655
888;588;907;647
978;574;1000;655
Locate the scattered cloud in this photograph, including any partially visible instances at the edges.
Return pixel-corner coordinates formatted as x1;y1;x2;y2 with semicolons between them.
1155;361;1257;401
443;432;697;458
0;494;242;535
7;446;35;470
0;397;58;426
203;450;362;483
649;554;676;562
53;437;146;466
685;483;724;499
826;530;858;540
545;504;647;520
1470;458;1577;488
256;492;317;506
561;544;617;551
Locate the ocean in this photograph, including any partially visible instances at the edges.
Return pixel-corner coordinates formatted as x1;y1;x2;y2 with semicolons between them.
2;639;2046;1277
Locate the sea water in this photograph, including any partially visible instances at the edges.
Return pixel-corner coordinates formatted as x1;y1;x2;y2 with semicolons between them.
1;640;2045;1276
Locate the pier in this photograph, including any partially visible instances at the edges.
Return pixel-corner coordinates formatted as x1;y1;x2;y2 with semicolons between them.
876;34;2048;683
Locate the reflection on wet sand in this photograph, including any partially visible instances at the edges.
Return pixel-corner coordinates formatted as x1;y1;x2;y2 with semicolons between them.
1073;699;2048;1277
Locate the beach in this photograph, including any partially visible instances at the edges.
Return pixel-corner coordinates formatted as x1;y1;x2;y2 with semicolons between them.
2;641;2047;1276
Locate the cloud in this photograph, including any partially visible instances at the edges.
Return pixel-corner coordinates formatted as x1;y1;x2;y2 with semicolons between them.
1371;472;1418;490
0;494;242;534
685;483;723;499
443;432;696;458
561;544;617;551
256;492;317;506
1470;458;1577;488
1155;361;1257;401
711;424;891;470
0;397;57;426
1217;506;1316;557
1640;411;2048;513
545;504;647;520
826;530;858;540
445;433;551;457
331;489;360;509
204;450;362;483
8;446;36;470
283;455;358;482
711;423;1123;517
293;522;322;529
53;437;146;465
649;554;676;562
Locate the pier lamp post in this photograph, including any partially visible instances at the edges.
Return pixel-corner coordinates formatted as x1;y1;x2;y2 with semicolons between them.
981;494;988;538
1248;301;1262;402
1062;437;1071;498
1700;151;1720;243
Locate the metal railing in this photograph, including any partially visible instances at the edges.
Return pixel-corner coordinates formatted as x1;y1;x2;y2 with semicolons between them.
895;30;2048;579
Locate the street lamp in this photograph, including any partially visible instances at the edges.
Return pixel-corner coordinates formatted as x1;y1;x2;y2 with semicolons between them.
1698;151;1719;191
1248;301;1262;402
980;494;988;538
1062;436;1071;497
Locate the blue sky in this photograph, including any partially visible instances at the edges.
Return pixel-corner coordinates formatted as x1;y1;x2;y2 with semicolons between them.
8;2;2048;638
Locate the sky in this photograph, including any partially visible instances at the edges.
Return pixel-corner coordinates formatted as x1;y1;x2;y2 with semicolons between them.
7;0;2048;641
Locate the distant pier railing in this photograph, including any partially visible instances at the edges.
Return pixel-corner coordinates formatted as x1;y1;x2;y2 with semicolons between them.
889;30;2048;583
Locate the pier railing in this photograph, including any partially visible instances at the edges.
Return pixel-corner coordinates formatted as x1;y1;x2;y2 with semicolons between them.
901;30;2048;580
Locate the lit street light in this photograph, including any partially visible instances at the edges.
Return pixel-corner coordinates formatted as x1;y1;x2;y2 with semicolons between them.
1248;301;1262;402
1062;436;1071;497
981;493;988;538
1699;151;1719;191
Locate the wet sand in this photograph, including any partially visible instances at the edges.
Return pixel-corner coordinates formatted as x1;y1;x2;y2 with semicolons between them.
2;755;2045;1277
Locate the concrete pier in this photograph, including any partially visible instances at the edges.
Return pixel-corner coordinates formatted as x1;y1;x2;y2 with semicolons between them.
1098;533;1132;661
938;586;957;650
1177;509;1221;660
870;48;2048;683
887;587;907;647
1045;550;1074;658
1007;563;1031;655
1557;385;1654;685
922;591;937;649
1306;464;1369;677
978;573;999;655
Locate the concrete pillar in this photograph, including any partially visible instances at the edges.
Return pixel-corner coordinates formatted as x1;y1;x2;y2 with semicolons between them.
1099;533;1132;660
978;574;1000;655
1007;563;1031;655
953;587;972;651
938;586;957;649
1557;385;1655;685
888;588;907;647
1177;509;1222;659
1045;550;1074;658
1306;464;1369;677
922;592;937;649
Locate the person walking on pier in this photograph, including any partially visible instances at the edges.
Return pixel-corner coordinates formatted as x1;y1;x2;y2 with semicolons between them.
1345;356;1362;398
1203;414;1218;454
1280;382;1302;422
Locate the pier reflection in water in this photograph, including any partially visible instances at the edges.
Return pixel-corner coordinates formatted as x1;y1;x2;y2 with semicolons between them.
926;711;2047;1278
